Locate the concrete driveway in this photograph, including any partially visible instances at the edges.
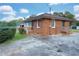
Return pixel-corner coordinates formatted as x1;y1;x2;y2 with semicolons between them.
0;33;79;56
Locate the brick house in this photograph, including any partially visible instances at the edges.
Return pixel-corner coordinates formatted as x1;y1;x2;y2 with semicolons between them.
24;13;73;36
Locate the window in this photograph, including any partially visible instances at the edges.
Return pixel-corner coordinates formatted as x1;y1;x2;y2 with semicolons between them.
51;20;56;28
36;20;40;28
26;22;32;27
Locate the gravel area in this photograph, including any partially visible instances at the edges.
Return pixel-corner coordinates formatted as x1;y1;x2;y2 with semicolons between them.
0;33;79;56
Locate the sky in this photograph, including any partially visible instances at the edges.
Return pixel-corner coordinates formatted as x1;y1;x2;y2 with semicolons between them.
0;3;79;21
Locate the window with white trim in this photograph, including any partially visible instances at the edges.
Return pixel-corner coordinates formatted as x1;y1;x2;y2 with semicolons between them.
51;20;56;28
36;20;40;28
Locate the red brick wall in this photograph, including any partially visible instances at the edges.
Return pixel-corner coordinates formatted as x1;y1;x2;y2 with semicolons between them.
28;19;70;35
41;19;50;36
31;19;50;36
55;20;62;34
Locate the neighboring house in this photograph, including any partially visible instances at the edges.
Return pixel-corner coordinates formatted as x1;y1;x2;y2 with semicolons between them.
76;26;79;29
71;26;79;29
24;13;74;36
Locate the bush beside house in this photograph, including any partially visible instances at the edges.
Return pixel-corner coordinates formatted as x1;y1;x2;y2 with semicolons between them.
18;25;26;34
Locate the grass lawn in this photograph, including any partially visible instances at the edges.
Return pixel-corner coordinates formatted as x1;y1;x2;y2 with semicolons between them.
14;32;26;40
70;29;79;33
4;32;27;44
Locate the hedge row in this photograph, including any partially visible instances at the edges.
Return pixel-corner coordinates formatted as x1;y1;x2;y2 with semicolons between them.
0;21;16;43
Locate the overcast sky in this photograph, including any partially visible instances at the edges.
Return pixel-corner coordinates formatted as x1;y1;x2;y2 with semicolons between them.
0;3;79;21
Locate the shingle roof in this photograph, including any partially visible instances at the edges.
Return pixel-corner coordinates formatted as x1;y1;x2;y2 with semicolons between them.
24;13;75;22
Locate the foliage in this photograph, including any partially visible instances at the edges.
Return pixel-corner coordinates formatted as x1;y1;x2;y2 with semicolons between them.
53;11;75;19
0;21;16;43
18;27;26;34
7;20;17;26
53;12;65;17
3;32;27;45
64;11;75;19
75;21;79;26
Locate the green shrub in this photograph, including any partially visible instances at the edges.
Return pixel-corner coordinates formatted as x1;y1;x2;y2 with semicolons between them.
18;27;26;34
0;21;16;43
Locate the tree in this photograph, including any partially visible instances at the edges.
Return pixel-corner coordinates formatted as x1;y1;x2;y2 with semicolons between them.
64;11;75;19
75;21;79;26
53;12;64;17
54;11;75;20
